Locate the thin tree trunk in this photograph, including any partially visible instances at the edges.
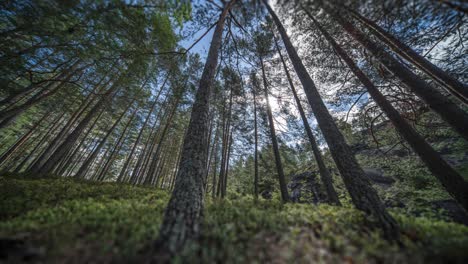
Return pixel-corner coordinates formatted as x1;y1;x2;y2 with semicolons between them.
75;102;132;179
253;85;259;200
153;0;236;258
121;81;166;183
55;108;105;176
28;86;98;173
307;10;468;211
260;56;290;202
98;108;138;181
264;0;399;240
0;110;50;167
14;112;66;173
36;78;119;176
145;96;181;185
274;36;340;205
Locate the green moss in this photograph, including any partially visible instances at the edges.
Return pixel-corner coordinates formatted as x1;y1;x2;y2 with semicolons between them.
1;176;467;263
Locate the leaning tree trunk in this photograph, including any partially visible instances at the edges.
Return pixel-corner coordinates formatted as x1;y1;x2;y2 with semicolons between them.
28;82;101;173
74;101;132;179
253;86;259;200
98;108;138;181
260;57;290;202
0;63;85;130
14;112;65;173
0;110;50;167
306;10;468;211
36;78;120;176
152;0;237;258
347;8;468;105
274;36;340;205
323;5;468;141
264;0;399;240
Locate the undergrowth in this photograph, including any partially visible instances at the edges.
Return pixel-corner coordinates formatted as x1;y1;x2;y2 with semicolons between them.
0;175;467;263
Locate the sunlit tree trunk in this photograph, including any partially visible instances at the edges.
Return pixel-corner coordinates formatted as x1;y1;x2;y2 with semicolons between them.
260;56;290;202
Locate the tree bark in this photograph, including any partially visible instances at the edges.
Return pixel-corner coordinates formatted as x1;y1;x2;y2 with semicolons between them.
152;0;236;258
264;0;399;240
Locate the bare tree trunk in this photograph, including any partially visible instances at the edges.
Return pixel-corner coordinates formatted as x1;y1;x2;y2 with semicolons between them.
119;97;160;182
28;84;99;173
307;10;468;211
264;0;399;240
152;0;236;258
274;36;340;205
260;56;290;202
75;102;132;179
253;85;259;200
0;110;50;167
98;108;138;181
36;77;120;176
61;110;105;176
14;112;65;173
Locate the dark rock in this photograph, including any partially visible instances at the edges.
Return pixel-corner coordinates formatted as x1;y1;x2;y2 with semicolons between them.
0;238;44;262
363;168;395;187
288;171;327;204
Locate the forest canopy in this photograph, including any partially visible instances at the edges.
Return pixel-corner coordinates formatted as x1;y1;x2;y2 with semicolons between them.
0;0;467;263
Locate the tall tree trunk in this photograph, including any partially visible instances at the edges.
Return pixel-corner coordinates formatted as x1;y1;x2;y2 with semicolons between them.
0;110;50;167
347;9;468;104
211;131;220;199
28;85;99;173
14;112;65;173
307;10;468;211
98;108;138;181
253;85;259;200
274;36;341;205
75;102;132;179
221;86;234;198
119;98;159;182
324;6;468;141
264;0;399;240
260;57;290;202
145;96;181;185
55;109;105;176
222;131;233;197
61;109;105;176
36;77;120;176
153;0;236;258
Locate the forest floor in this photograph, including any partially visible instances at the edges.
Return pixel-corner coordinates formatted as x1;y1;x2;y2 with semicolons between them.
1;175;467;263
